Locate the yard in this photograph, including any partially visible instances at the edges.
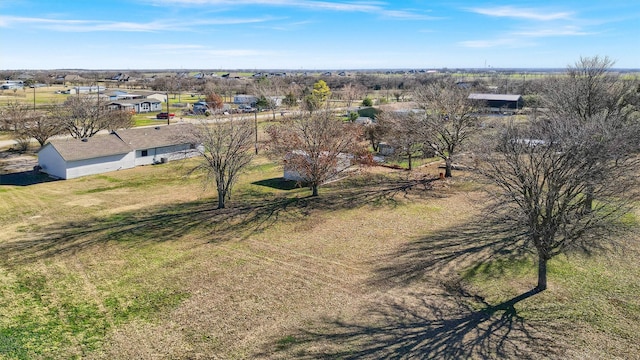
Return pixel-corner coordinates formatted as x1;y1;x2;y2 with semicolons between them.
0;154;639;359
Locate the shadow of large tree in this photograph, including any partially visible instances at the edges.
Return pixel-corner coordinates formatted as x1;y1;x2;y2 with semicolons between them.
273;288;563;359
0;173;442;265
371;214;529;287
260;215;568;359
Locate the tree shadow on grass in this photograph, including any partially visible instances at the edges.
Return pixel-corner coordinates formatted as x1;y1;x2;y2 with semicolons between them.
0;173;444;265
260;214;567;359
371;214;530;288
270;287;563;359
0;196;297;265
252;177;300;191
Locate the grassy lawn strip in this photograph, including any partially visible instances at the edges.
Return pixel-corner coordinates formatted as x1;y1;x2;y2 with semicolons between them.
462;246;640;356
0;155;639;358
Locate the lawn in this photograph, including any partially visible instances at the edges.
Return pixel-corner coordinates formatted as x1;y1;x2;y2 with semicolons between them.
0;155;638;359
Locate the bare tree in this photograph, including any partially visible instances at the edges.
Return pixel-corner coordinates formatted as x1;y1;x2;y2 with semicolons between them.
362;121;387;153
376;110;424;170
542;56;640;212
25;111;65;147
252;76;284;120
341;83;366;108
267;110;364;196
105;109;134;132
1;101;68;149
479;113;639;291
191;117;255;209
0;101;32;151
53;95;132;139
543;56;636;123
413;80;481;177
479;56;640;292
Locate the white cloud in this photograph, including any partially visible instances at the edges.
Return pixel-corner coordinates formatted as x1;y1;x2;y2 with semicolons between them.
458;37;535;49
0;15;168;32
0;15;273;32
145;0;436;20
202;49;274;57
141;44;207;50
514;27;591;37
467;6;573;21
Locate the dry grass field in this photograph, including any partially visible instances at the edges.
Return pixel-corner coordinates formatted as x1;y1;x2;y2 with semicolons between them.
0;153;639;359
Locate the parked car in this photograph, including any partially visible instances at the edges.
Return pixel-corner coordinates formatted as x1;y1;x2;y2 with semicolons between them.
156;112;175;119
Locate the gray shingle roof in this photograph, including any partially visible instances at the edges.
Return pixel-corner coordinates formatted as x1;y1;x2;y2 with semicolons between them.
47;135;132;162
116;124;196;150
43;124;196;162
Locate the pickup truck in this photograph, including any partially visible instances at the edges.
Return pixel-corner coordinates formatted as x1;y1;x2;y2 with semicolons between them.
156;112;175;119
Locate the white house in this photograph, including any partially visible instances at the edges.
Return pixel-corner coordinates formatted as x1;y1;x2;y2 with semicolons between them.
38;124;199;179
69;86;106;94
106;98;163;113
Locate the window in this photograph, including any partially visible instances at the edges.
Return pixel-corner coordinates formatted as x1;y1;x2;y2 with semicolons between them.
141;149;148;157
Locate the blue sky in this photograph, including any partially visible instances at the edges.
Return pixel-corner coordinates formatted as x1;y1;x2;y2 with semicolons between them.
1;0;638;70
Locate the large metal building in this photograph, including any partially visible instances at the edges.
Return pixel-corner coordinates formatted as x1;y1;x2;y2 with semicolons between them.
468;93;524;112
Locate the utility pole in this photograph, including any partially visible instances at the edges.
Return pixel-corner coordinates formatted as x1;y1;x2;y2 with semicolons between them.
166;91;170;125
254;109;258;154
96;74;100;124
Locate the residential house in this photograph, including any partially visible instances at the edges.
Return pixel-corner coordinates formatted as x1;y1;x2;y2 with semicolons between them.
106;98;163;113
63;86;106;95
38;124;199;179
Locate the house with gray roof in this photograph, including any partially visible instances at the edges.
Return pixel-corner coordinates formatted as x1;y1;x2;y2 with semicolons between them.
106;98;163;113
37;124;199;179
